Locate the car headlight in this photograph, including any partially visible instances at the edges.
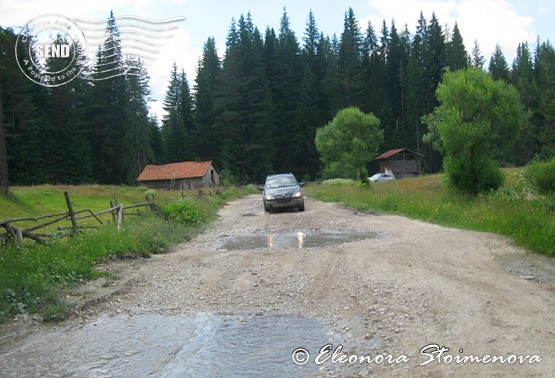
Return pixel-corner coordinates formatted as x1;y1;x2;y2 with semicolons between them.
292;191;302;198
265;194;274;200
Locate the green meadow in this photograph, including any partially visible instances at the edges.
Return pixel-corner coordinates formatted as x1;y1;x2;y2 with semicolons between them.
0;185;256;322
304;169;555;256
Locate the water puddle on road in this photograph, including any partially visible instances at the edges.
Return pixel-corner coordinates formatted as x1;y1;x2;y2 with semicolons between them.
219;230;380;251
0;313;330;378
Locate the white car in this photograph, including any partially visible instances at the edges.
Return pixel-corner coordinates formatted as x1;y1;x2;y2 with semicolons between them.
369;173;395;182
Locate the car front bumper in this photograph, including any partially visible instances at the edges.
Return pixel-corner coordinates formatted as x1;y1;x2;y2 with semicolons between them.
264;197;304;210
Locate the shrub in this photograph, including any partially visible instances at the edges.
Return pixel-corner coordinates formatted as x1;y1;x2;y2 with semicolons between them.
525;157;555;195
444;155;505;195
323;178;355;186
160;197;207;225
144;189;156;202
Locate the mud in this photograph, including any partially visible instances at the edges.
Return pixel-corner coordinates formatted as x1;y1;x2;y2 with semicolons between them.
1;195;554;377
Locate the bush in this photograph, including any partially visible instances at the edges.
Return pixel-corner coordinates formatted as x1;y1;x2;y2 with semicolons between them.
144;189;156;202
444;155;505;195
160;197;208;225
323;178;355;186
525;157;555;195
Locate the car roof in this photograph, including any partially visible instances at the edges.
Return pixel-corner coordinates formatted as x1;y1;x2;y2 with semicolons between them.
266;173;296;180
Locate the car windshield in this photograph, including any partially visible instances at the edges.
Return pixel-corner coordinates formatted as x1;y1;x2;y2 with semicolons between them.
267;176;297;189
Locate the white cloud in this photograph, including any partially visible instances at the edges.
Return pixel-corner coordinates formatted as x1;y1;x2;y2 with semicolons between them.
364;0;536;63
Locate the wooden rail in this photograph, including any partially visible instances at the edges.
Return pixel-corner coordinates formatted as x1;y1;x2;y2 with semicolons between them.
0;191;154;247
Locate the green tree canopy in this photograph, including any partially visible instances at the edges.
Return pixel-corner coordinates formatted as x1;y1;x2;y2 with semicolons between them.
315;107;383;179
423;68;528;195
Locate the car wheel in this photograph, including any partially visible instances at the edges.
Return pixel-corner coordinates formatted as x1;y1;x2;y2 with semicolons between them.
298;202;305;212
264;203;271;212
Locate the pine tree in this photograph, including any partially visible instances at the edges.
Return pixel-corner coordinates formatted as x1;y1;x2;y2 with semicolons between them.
38;35;92;184
383;21;411;149
297;10;326;179
422;13;447;171
424;13;446;111
360;21;379;115
393;24;412;148
216;13;274;183
0;27;44;184
178;68;195;156
445;23;468;71
336;7;364;109
194;37;222;164
56;113;93;184
489;44;510;82
511;42;537;163
88;11;128;184
271;8;303;173
365;20;389;139
471;39;485;69
161;63;191;163
317;32;337;121
148;116;163;164
406;13;428;159
512;42;535;105
532;41;555;158
122;58;154;183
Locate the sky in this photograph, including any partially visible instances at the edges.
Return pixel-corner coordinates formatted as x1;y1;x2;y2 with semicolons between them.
1;0;553;120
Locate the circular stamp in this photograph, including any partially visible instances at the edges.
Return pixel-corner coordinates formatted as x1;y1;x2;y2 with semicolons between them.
15;14;88;87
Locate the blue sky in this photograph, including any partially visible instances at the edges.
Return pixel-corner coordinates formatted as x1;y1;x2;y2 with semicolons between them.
1;0;553;119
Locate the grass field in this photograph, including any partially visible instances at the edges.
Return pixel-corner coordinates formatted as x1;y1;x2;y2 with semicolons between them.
0;184;256;322
305;169;555;256
0;184;205;221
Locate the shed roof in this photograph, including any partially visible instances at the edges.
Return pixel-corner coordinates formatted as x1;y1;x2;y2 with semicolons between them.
374;148;423;160
137;161;214;182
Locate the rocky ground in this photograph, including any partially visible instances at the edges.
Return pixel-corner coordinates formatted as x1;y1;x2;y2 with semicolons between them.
7;195;555;377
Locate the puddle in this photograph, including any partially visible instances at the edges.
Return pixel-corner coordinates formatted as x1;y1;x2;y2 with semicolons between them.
0;313;331;378
219;230;380;251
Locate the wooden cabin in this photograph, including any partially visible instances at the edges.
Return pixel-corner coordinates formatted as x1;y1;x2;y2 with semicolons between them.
374;148;424;179
137;161;220;190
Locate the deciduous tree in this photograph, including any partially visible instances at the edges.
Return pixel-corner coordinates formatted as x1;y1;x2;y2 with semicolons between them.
423;68;528;194
315;107;383;179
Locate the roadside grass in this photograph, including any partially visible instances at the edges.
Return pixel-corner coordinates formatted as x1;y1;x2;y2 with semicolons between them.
0;185;258;322
0;185;202;229
305;169;555;256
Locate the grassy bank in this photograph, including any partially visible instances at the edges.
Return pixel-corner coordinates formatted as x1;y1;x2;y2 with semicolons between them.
305;170;555;256
0;185;257;322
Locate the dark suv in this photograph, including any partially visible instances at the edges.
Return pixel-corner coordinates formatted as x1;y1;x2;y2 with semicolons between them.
260;173;305;212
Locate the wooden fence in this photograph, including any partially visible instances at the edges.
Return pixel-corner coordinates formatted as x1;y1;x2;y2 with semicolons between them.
0;191;154;247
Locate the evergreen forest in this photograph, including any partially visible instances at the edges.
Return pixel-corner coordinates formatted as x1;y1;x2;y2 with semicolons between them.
1;8;554;187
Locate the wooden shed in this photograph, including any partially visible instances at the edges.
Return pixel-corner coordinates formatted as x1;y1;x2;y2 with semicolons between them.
374;148;424;179
137;161;220;190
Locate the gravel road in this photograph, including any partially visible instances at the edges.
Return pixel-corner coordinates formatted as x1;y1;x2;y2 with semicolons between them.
7;195;555;377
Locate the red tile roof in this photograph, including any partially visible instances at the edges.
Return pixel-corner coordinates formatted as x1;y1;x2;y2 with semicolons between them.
137;161;213;182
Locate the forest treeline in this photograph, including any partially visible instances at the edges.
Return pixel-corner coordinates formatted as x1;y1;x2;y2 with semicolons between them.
0;8;554;186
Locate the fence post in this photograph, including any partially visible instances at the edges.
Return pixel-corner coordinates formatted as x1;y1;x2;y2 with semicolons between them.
64;191;78;233
116;204;123;230
110;200;116;223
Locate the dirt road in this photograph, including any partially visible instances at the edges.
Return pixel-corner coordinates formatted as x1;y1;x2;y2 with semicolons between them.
3;195;555;377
